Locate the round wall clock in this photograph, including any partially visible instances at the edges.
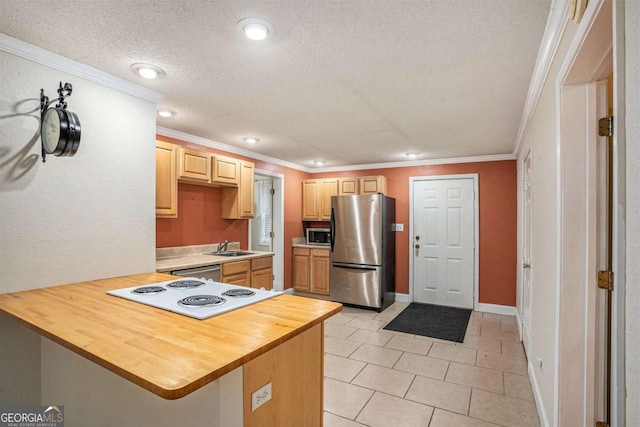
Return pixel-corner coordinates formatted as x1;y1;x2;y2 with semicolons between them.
40;82;81;161
41;107;81;157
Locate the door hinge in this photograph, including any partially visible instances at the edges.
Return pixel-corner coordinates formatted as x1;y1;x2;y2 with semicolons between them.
269;188;275;195
599;116;613;137
597;270;614;291
595;422;608;427
269;231;275;238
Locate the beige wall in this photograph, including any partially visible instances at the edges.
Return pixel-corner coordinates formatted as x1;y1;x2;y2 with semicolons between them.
0;51;157;403
625;0;639;424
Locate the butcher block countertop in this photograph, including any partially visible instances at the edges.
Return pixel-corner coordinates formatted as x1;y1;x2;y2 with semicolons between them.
0;273;341;399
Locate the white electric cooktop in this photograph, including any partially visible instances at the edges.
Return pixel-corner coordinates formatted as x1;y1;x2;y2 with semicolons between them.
107;277;281;320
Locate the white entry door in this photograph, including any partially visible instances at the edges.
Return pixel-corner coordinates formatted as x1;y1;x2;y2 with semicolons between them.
522;151;532;355
412;178;475;309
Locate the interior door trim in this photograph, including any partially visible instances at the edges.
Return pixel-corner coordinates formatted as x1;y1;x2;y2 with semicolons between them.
408;174;479;311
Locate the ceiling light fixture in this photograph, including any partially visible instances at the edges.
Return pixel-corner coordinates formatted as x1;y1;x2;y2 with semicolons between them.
405;152;420;159
157;109;176;118
314;160;325;166
131;63;165;79
243;137;259;144
237;18;275;41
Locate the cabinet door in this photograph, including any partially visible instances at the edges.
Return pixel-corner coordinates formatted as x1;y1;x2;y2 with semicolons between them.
178;147;211;183
239;161;255;217
319;179;338;220
156;141;178;218
292;248;310;292
310;249;330;295
221;161;254;219
358;176;387;195
223;273;250;287
338;178;358;195
212;155;240;186
251;268;273;290
302;180;319;220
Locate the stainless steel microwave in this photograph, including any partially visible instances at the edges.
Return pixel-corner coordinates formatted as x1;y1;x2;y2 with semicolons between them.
306;228;331;246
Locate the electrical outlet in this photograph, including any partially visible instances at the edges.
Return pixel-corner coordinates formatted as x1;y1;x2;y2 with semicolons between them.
251;382;272;411
392;223;404;232
536;356;543;369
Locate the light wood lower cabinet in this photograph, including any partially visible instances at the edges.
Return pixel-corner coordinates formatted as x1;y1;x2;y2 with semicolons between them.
221;256;272;290
243;323;322;426
155;141;178;218
250;256;273;290
292;247;330;295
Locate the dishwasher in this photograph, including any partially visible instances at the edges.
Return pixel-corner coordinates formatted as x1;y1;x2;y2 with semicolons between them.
170;264;221;282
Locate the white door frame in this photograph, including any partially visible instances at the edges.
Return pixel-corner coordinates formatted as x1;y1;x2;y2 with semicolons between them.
553;0;621;424
518;147;533;353
250;169;284;292
409;174;479;311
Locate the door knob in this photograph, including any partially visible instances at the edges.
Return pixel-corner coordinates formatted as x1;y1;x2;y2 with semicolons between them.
523;263;531;269
415;244;420;249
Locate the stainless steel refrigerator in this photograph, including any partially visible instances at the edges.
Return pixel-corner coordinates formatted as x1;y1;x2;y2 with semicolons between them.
329;194;395;311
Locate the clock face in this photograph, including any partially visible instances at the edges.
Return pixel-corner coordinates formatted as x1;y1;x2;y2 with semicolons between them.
42;108;61;153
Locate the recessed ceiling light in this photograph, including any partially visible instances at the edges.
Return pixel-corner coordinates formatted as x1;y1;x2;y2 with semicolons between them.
131;63;165;79
405;152;420;159
243;137;259;144
314;160;325;166
158;109;176;118
237;18;275;41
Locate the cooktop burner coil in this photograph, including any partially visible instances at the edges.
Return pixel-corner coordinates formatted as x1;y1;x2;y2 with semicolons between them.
177;295;226;307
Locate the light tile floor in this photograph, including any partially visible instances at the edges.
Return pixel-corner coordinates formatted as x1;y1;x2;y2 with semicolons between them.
323;303;540;427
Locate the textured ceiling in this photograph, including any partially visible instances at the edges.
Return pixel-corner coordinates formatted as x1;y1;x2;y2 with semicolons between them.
1;0;551;168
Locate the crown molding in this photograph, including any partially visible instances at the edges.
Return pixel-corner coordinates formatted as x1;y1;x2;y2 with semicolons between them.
157;127;515;173
512;0;570;157
156;127;307;172
0;33;165;103
311;153;516;173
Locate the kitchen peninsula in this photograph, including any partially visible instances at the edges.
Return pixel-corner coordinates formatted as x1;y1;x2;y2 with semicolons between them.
0;273;341;427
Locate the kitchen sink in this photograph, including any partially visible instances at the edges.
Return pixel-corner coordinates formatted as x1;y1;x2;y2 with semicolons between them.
207;251;255;257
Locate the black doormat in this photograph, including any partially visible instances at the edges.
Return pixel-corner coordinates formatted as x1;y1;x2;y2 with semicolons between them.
383;303;472;343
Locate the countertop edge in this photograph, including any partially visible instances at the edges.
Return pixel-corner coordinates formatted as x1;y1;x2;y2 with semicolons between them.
156;252;275;273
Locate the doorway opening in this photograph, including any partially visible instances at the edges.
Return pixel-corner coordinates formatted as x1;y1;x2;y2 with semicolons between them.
249;170;284;291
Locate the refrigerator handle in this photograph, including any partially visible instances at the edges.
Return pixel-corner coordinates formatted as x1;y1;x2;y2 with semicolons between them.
330;207;335;252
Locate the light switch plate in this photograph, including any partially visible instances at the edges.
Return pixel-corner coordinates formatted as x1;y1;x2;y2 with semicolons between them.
392;223;404;232
251;382;272;411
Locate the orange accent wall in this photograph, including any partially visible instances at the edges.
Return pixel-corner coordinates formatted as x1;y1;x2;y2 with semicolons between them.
156;135;517;306
313;161;517;306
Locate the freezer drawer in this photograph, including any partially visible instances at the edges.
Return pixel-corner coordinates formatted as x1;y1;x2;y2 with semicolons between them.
330;263;382;309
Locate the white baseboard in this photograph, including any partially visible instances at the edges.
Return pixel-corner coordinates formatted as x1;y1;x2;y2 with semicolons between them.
529;361;550;427
477;303;517;316
395;293;411;303
515;310;523;340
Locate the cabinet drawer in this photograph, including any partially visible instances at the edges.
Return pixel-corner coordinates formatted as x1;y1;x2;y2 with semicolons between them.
222;260;250;276
293;247;310;256
251;256;272;271
311;248;330;258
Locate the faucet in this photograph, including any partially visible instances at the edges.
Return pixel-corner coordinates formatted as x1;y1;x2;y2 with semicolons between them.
216;240;229;254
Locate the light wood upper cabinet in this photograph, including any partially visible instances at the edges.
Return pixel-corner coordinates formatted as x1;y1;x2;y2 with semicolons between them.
302;178;338;221
221;160;255;219
156;141;178;218
178;147;211;183
358;175;387;195
212;155;240;187
302;180;319;220
338;177;358;195
292;247;330;295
